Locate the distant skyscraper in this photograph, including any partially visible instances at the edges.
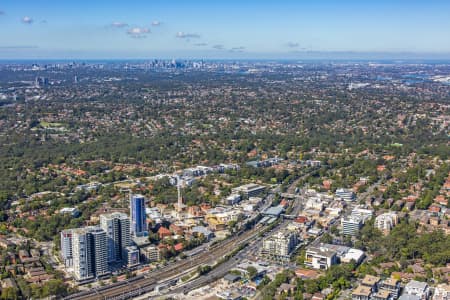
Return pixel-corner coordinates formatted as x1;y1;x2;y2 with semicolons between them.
130;194;147;237
72;226;108;281
100;212;131;263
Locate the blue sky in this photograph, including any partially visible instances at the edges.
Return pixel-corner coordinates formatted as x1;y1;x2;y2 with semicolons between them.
1;0;450;59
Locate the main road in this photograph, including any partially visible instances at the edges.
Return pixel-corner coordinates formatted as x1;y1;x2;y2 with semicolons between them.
65;169;314;300
64;223;268;300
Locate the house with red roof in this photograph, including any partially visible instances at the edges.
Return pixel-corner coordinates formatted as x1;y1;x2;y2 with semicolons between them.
158;227;171;239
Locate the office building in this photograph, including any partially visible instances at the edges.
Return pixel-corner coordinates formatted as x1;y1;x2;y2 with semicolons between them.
305;243;364;270
72;226;108;281
352;208;374;220
60;229;73;267
232;183;266;199
124;246;140;267
224;194;241;205
305;245;338;270
100;212;131;263
335;188;356;202
342;216;363;236
130;194;148;237
342;207;373;236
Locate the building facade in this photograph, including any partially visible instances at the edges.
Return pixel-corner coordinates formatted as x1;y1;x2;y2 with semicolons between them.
375;212;398;235
60;229;73;267
305;245;338;270
72;226;108;281
130;194;148;237
232;184;266;199
261;230;298;261
342;216;363;236
100;212;131;263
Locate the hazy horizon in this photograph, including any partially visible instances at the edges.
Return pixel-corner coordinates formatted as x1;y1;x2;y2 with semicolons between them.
1;0;450;60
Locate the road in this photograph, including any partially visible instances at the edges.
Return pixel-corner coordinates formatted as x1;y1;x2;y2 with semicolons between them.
64;223;268;300
64;168;315;300
157;181;311;298
158;168;380;299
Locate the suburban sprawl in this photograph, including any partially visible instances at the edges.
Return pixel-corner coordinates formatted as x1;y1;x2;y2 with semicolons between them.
0;60;449;300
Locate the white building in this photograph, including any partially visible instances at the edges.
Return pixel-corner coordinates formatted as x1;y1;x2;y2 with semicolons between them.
305;197;325;211
433;284;450;300
60;207;80;217
60;229;73;267
124;246;140;267
342;216;363;236
404;280;430;300
232;183;266;199
335;188;356;201
352;208;373;220
306;243;365;269
262;229;298;261
342;207;373;236
224;194;241;205
141;245;159;263
72;226;108;281
375;212;399;235
305;245;338;270
100;212;131;263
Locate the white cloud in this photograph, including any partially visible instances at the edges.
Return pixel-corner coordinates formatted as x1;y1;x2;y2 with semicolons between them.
151;20;161;26
111;21;128;28
176;32;200;39
127;27;150;38
194;42;208;46
21;16;33;24
0;45;38;49
230;46;245;52
212;44;224;50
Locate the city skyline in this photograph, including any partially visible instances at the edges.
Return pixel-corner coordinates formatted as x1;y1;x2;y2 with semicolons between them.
1;0;450;59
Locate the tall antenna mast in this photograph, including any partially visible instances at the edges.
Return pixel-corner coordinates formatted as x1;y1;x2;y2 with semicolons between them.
177;175;182;213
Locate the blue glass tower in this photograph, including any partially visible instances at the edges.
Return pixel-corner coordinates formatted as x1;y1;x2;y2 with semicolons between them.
130;194;147;237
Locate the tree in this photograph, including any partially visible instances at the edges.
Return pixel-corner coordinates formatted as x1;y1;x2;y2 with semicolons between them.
246;266;258;279
320;233;333;244
1;287;18;300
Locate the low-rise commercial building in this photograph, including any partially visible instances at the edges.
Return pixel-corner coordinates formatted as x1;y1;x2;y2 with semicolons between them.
305;245;338;270
232;184;266;199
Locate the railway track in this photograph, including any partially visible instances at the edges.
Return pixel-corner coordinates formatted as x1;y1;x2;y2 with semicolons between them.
65;225;266;300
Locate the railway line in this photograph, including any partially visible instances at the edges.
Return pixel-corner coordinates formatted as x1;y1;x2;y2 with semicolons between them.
65;171;312;300
64;224;266;300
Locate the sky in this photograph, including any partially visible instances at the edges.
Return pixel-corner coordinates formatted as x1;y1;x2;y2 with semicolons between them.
1;0;450;59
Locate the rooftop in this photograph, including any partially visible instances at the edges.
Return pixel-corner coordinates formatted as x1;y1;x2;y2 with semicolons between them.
353;285;372;297
362;275;381;286
374;290;392;299
382;277;399;287
405;280;428;290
